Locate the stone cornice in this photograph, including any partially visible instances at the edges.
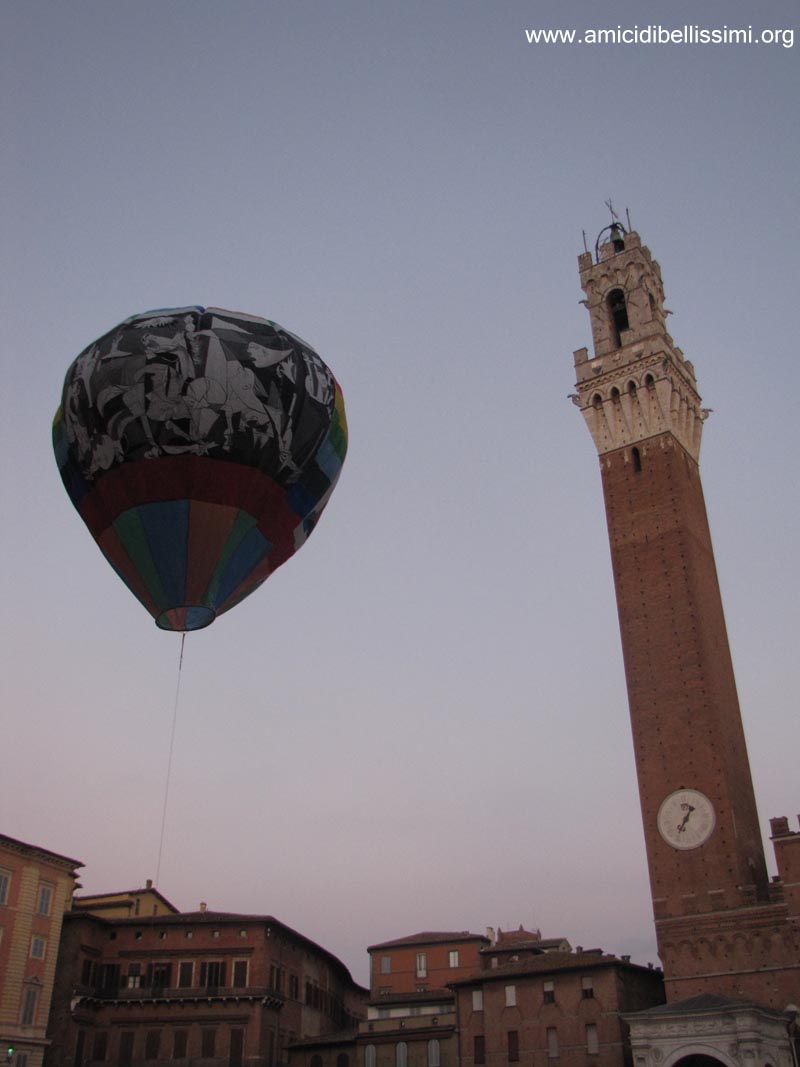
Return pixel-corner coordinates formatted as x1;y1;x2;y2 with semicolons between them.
0;833;83;873
571;345;707;461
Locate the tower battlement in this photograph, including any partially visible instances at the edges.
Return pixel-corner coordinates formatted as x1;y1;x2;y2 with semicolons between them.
571;229;706;462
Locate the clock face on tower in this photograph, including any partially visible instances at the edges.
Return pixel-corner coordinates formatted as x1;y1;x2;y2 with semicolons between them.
657;788;716;850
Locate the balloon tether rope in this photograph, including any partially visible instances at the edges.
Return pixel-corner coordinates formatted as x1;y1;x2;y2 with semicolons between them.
156;633;185;888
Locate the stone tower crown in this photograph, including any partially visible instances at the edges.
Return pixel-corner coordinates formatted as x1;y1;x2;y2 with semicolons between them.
571;226;708;461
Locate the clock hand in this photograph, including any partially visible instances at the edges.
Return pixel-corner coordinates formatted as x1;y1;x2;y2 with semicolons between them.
677;804;696;832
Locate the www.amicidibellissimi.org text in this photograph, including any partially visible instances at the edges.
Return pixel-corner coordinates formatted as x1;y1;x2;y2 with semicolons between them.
525;25;794;47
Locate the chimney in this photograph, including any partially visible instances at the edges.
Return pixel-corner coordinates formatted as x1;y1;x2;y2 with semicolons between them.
200;902;207;913
145;879;153;890
485;927;495;944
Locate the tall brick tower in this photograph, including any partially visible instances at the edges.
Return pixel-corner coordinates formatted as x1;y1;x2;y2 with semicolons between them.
571;222;799;1009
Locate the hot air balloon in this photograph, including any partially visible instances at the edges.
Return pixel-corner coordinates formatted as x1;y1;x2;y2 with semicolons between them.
53;307;347;631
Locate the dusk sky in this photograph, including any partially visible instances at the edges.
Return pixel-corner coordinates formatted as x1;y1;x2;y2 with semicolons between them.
3;0;797;986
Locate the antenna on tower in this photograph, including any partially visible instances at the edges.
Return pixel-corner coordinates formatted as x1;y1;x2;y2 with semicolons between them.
626;207;632;231
582;230;589;253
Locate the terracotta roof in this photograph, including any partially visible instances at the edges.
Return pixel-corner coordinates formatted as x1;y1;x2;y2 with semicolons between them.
449;951;661;985
0;832;83;870
74;908;272;925
368;931;489;951
632;993;776;1016
482;937;570;956
494;927;540;944
483;941;543;954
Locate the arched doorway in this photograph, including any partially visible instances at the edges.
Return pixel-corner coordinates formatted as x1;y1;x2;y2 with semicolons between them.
664;1049;739;1067
673;1057;729;1067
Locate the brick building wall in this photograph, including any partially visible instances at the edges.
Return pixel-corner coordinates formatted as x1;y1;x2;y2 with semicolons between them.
0;834;82;1067
368;934;489;997
453;953;664;1067
45;908;367;1067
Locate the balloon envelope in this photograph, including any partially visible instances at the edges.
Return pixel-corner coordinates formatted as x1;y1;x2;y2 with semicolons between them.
53;307;347;630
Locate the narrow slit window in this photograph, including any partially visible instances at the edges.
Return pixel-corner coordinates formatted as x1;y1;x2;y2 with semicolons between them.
632;447;642;473
586;1024;599;1055
546;1028;559;1060
508;1031;519;1063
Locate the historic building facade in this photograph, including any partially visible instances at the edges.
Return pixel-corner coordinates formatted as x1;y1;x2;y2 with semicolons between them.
353;932;492;1067
571;221;799;1062
2;841;669;1067
45;899;368;1067
289;929;666;1067
368;932;491;997
452;950;664;1067
0;834;83;1067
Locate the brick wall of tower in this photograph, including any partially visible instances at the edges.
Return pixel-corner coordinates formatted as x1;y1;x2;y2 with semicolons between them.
598;433;800;1005
599;434;767;914
599;433;800;1005
655;902;800;1006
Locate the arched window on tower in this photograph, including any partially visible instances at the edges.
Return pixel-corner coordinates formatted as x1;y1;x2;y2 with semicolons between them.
607;289;629;348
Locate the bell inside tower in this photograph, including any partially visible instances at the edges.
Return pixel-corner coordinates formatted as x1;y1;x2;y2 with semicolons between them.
607;288;629;347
